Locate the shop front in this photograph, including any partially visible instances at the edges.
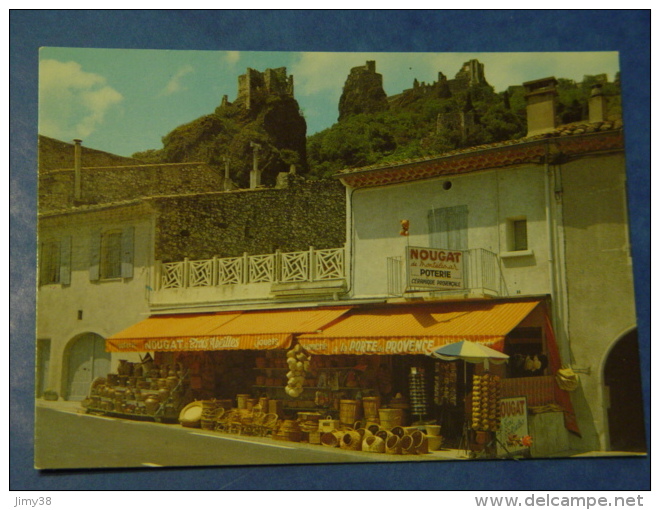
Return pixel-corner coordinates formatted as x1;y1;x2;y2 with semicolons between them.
84;298;578;458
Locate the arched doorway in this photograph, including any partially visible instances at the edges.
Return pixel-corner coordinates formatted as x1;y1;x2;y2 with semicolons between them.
65;333;110;401
603;329;646;452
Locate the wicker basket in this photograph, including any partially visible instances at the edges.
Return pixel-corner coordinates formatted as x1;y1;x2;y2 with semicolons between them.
339;400;361;425
321;431;343;447
362;435;386;453
378;408;403;429
385;435;402;454
400;434;417;455
340;430;362;451
362;397;381;422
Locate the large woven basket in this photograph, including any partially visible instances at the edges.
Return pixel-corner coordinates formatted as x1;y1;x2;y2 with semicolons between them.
362;435;386;453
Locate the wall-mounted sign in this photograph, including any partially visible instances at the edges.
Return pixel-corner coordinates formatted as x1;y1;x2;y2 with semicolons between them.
406;246;464;291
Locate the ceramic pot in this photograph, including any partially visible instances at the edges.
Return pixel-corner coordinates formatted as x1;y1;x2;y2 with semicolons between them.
144;395;160;415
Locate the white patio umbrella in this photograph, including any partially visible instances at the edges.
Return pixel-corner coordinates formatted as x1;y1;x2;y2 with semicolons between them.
429;340;509;369
428;340;509;456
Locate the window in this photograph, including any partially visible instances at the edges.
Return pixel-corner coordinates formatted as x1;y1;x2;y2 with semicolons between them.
90;227;134;281
428;205;468;250
512;219;528;251
40;240;60;285
39;237;71;286
100;230;123;279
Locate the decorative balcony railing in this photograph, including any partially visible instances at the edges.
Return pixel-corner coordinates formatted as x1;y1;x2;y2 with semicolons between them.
158;246;346;290
387;247;505;297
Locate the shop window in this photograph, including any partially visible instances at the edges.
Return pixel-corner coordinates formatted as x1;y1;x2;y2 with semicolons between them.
428;205;468;250
89;227;134;281
39;237;71;286
506;327;547;378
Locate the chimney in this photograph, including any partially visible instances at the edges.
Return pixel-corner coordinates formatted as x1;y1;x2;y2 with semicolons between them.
588;83;607;123
73;139;82;200
523;77;558;137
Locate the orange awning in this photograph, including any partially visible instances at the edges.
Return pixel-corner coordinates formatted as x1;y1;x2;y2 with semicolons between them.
298;299;542;355
106;307;352;353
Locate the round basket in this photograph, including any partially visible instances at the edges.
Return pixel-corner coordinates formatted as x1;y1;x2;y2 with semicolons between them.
362;435;386;453
340;430;362;451
321;431;343;448
179;401;203;428
400;434;416;455
385;435;401;454
378;408;403;429
411;430;429;454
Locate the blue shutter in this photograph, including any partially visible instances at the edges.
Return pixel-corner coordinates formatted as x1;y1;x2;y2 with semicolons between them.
60;236;72;285
89;229;101;281
121;226;135;278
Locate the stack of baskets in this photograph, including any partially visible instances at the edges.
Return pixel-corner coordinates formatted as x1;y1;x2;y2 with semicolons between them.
273;420;303;442
200;400;223;430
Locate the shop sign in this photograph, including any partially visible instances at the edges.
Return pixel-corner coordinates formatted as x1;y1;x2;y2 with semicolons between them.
496;396;529;457
406;246;464;291
299;337;438;355
106;335;289;352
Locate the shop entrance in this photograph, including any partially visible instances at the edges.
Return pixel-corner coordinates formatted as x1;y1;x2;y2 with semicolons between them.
604;329;646;452
65;333;110;401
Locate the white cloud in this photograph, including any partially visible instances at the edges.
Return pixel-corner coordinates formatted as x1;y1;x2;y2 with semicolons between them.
224;51;241;65
160;64;195;96
39;59;123;140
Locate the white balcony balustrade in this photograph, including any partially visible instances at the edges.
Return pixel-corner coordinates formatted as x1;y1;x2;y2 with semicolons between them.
157;246;346;291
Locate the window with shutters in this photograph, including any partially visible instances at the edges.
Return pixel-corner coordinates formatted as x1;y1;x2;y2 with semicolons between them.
90;227;134;282
39;237;71;286
428;205;468;250
40;240;60;285
100;230;123;279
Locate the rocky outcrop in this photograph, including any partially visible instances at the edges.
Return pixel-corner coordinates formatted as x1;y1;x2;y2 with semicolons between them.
338;61;389;122
161;67;307;188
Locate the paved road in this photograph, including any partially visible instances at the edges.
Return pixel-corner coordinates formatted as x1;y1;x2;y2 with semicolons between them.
34;405;456;469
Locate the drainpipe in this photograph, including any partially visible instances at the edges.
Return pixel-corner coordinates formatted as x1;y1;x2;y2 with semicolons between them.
544;141;569;363
544;142;558;337
73;139;82;200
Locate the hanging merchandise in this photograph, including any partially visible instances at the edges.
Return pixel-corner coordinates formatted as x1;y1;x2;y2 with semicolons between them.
434;362;458;406
285;344;311;398
408;367;428;419
470;373;502;432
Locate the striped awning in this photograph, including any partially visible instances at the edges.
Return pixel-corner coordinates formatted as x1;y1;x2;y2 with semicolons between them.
106;307;352;353
298;299;542;355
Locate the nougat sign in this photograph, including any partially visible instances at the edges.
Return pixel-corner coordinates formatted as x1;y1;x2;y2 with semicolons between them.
406;246;464;291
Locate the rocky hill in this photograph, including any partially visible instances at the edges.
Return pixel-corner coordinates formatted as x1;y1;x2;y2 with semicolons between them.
306;60;621;179
134;67;308;188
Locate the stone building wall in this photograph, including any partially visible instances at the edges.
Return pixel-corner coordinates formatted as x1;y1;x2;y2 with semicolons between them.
152;177;346;262
39;163;224;212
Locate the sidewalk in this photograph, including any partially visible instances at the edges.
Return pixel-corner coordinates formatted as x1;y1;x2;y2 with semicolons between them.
36;398;469;462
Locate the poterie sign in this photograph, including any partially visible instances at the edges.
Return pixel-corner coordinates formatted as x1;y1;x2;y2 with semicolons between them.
406;246;464;291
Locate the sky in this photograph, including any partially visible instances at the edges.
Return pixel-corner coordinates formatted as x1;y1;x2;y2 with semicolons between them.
38;48;621;158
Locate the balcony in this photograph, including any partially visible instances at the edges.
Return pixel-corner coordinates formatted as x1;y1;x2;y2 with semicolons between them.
387;247;506;299
150;247;347;309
